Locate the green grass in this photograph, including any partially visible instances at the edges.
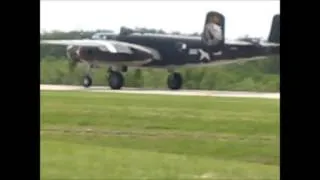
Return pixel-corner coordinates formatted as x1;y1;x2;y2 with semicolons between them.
41;91;280;180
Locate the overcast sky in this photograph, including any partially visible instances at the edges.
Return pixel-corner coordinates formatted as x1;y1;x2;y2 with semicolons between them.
40;0;280;39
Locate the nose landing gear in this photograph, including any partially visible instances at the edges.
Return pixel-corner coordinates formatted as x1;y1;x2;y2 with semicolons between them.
82;75;93;88
82;63;93;88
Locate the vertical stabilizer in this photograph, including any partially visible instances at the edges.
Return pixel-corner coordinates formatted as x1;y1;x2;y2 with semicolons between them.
268;14;280;43
201;11;225;53
202;11;225;44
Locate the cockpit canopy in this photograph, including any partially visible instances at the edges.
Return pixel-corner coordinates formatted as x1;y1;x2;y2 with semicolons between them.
119;27;137;36
91;32;117;40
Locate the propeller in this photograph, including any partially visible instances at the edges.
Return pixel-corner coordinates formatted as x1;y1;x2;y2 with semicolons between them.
66;45;81;72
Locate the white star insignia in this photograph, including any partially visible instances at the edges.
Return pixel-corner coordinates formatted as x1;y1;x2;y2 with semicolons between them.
198;49;210;62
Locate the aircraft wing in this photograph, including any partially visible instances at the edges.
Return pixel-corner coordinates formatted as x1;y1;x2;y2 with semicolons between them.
40;39;155;55
225;39;280;47
181;56;278;69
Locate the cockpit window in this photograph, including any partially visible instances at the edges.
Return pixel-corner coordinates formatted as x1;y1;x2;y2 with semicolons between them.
91;34;99;39
91;33;116;40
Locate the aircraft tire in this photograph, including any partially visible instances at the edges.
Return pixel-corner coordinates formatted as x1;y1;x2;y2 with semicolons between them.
167;72;183;90
83;75;92;88
108;71;124;90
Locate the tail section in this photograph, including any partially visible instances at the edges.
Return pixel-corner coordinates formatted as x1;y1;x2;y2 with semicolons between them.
203;11;225;44
268;14;280;43
201;11;279;51
201;11;225;53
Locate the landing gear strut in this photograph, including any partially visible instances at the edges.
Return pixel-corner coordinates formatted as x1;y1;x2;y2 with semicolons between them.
82;64;93;88
82;63;182;90
82;75;92;88
167;72;183;90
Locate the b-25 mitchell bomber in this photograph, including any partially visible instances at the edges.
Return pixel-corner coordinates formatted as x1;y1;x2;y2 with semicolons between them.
40;11;280;90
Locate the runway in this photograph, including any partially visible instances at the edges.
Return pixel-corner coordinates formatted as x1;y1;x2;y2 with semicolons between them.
40;84;280;99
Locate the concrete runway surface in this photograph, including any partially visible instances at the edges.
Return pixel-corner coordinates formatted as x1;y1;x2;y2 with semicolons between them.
40;84;279;99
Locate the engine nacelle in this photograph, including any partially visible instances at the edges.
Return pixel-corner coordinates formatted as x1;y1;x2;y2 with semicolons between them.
66;45;97;65
66;45;98;62
66;46;97;61
66;45;81;62
77;47;97;61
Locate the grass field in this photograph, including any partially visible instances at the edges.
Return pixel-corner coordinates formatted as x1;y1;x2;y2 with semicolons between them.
41;91;280;180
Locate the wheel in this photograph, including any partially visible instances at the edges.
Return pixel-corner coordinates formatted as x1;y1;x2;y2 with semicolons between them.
167;72;183;90
82;75;92;88
108;71;124;90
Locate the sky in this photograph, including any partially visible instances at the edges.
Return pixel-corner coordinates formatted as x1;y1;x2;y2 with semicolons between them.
40;0;280;39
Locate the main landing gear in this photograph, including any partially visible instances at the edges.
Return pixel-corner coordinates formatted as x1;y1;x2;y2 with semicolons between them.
81;64;125;90
82;64;183;90
167;72;183;90
107;68;124;90
166;68;183;90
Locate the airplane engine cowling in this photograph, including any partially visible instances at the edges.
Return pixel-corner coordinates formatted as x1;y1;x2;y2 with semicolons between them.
77;47;96;61
66;45;81;72
66;45;80;60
